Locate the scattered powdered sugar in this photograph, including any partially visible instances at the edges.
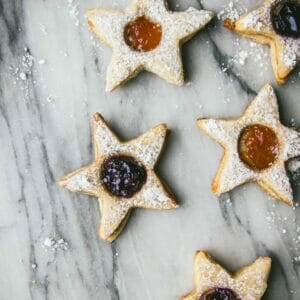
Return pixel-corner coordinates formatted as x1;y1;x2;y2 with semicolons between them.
19;72;27;81
43;237;69;251
218;0;248;22
10;48;34;84
67;0;80;26
39;23;48;35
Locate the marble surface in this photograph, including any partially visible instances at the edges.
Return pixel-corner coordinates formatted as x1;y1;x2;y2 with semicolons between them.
0;0;299;299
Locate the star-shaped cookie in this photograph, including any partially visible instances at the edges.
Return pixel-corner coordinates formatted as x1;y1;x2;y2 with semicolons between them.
58;113;178;241
230;0;300;84
87;0;214;92
180;251;271;300
198;84;300;205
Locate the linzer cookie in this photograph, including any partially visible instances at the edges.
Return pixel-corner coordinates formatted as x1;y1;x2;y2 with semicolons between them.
198;84;300;205
227;0;300;84
58;113;178;241
180;251;271;300
86;0;214;92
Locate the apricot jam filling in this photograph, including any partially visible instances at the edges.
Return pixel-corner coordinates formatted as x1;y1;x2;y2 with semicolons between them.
124;16;162;52
238;124;279;171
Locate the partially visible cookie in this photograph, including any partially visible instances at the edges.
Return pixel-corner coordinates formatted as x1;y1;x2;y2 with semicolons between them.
58;113;178;241
227;0;300;84
198;84;300;205
87;0;214;92
180;251;271;300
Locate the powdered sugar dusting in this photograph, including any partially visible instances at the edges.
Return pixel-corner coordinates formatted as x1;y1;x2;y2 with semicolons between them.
87;0;214;91
59;114;177;240
236;0;300;74
94;116;166;168
198;85;300;204
192;252;270;300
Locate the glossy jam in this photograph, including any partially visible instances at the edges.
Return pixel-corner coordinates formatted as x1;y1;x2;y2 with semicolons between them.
238;124;279;171
100;155;147;198
124;16;162;52
200;288;241;300
271;1;300;38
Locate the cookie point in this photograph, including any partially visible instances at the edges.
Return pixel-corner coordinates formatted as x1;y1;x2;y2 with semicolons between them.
106;82;117;93
57;177;67;188
195;250;210;260
158;123;168;132
86;9;95;22
99;226;113;242
211;180;221;195
262;83;274;91
196;118;206;129
172;202;180;209
93;112;103;122
261;256;272;265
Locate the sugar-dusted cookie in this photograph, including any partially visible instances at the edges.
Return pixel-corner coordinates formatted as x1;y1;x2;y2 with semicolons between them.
58;113;178;241
87;0;214;92
198;84;300;205
227;0;300;84
180;251;271;300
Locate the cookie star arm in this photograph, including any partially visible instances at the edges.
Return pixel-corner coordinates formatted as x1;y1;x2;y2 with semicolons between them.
145;48;184;85
58;163;100;197
197;119;238;146
273;37;300;82
283;127;300;159
212;153;253;195
244;84;280;126
193;251;232;293
98;193;132;241
133;170;177;209
171;9;214;42
258;165;293;205
106;53;142;92
87;8;124;48
127;123;168;168
234;0;273;37
92;113;121;159
235;257;271;299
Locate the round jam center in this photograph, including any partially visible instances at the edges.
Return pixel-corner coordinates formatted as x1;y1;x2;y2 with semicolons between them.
100;155;147;198
271;1;300;38
124;16;162;52
200;288;240;300
238;124;279;171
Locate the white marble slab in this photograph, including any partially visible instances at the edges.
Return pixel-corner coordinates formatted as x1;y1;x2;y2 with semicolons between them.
0;0;299;299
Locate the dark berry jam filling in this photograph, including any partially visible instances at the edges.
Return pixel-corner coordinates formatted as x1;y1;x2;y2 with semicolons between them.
200;288;241;300
100;155;147;198
271;1;300;38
